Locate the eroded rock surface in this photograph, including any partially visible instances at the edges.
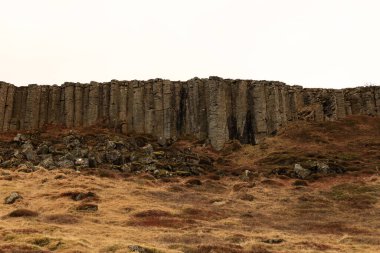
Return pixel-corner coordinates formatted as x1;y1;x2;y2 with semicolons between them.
0;78;379;150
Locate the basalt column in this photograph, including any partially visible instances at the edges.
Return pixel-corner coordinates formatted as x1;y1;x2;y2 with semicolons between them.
153;80;164;138
9;86;25;130
64;83;75;128
162;80;172;140
74;84;84;127
47;85;61;125
2;84;15;131
119;82;128;133
87;82;100;127
334;90;346;119
132;81;145;134
207;78;228;150
37;86;49;128
251;82;268;143
109;81;120;129
375;86;380;116
24;84;41;130
0;83;8;131
0;79;379;149
232;80;248;143
265;84;282;135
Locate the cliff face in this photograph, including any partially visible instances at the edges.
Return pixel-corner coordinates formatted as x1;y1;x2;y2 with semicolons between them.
0;77;379;150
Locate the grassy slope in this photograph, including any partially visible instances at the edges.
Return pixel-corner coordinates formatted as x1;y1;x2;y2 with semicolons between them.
0;116;379;253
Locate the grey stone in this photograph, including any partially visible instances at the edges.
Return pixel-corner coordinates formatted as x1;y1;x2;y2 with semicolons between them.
121;163;131;172
36;144;50;155
17;163;34;173
21;143;39;163
128;245;154;253
314;161;330;174
75;158;89;167
4;192;22;204
105;150;121;164
88;157;97;168
294;163;311;179
39;156;55;169
141;144;153;154
13;133;28;142
56;159;74;168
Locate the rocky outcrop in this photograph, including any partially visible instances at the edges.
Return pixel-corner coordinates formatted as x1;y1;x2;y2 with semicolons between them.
0;132;212;177
0;78;379;150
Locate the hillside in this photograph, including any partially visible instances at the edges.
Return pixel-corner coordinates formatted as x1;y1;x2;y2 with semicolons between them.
0;116;379;253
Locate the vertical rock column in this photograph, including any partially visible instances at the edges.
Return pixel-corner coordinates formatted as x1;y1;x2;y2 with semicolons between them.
64;83;75;128
235;80;249;143
362;88;377;116
375;87;380;116
251;82;268;143
18;87;29;130
187;79;198;138
343;90;353;116
206;78;228;150
119;82;128;133
132;81;145;134
334;90;346;119
109;81;120;128
38;86;49;128
265;84;281;134
0;83;9;131
197;80;208;140
143;81;154;135
74;84;83;127
9;86;25;130
168;82;178;139
47;85;61;125
162;80;172;140
82;85;90;127
126;81;134;133
2;84;15;131
174;82;186;137
288;86;304;120
224;81;233;140
100;83;111;125
88;82;100;126
153;80;164;138
181;82;191;135
278;85;290;124
347;91;363;115
24;84;41;130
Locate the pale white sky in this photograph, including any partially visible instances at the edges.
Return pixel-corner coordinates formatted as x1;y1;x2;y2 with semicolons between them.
0;0;379;88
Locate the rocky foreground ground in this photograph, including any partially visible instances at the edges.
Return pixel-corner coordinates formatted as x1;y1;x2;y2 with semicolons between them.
0;116;379;253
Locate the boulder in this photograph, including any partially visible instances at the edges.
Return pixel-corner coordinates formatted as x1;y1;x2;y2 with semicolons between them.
128;245;152;253
294;163;311;179
75;158;89;167
4;192;22;204
76;203;98;212
21;143;39;163
39;156;55;169
88;157;97;168
56;159;74;168
13;133;28;142
36;144;50;155
105;150;122;164
141;144;154;155
17;163;34;173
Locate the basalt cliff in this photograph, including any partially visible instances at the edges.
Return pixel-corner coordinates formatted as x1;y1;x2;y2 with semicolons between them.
0;77;379;150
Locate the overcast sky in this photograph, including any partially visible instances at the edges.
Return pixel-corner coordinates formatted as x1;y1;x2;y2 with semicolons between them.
1;0;379;88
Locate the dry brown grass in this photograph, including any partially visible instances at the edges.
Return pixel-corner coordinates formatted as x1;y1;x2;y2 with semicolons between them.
0;168;379;252
0;116;379;252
